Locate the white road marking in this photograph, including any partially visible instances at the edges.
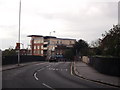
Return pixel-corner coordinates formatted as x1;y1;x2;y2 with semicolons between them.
56;69;58;71
38;68;44;71
48;68;68;71
35;62;47;65
34;65;51;81
34;73;39;80
47;65;50;67
36;64;41;65
71;63;73;75
42;83;55;90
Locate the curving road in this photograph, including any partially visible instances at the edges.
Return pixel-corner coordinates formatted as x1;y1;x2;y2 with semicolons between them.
2;62;118;89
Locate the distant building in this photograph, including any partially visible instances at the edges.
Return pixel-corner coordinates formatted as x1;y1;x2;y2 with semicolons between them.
27;35;76;59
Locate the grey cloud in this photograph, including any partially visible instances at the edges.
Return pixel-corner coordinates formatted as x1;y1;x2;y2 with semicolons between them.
37;2;117;42
0;1;118;50
37;2;117;20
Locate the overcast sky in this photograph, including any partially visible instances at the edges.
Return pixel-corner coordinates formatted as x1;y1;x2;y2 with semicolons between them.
0;0;119;50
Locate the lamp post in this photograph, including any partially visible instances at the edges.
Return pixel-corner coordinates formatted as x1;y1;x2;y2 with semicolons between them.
49;31;56;36
18;0;21;66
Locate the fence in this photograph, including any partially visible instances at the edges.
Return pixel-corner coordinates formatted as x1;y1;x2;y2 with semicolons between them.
2;55;45;65
89;56;120;77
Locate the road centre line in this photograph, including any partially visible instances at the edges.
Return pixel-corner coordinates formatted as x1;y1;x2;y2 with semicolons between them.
34;65;51;80
35;62;47;65
34;73;39;80
70;62;73;75
38;68;44;71
42;83;55;90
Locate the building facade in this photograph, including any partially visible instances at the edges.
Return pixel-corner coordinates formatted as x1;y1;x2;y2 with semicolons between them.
28;35;76;59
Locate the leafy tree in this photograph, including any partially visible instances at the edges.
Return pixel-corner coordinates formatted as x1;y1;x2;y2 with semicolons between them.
64;49;74;60
98;25;120;57
73;39;89;56
89;39;102;56
2;48;17;56
90;39;101;48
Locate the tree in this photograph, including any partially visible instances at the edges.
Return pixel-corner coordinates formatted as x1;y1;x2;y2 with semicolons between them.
73;39;89;56
2;48;17;56
90;39;101;48
89;39;102;55
64;49;74;60
99;25;120;56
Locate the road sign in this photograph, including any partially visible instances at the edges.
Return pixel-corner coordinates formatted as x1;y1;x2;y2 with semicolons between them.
16;43;20;50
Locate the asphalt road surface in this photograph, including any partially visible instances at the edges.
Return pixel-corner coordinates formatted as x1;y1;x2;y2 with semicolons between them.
2;62;119;89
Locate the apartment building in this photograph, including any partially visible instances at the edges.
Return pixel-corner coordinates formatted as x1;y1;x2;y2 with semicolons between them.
28;35;76;59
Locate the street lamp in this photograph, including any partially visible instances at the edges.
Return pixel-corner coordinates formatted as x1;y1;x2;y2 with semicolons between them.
49;31;56;36
18;0;21;66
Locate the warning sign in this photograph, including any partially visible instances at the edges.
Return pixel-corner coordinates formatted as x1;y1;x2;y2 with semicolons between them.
15;43;20;50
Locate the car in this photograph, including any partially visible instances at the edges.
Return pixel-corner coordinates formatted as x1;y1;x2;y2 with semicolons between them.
49;56;58;62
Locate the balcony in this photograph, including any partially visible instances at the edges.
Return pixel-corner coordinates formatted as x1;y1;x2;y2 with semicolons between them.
66;45;73;47
44;42;48;44
44;47;48;50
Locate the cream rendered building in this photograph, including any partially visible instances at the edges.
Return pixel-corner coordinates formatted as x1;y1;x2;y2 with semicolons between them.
28;35;76;60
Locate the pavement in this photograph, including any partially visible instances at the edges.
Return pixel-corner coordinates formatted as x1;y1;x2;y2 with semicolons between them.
0;62;42;71
73;61;120;88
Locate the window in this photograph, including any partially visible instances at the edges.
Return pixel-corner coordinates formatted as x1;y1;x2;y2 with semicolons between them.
37;50;39;54
34;51;36;54
38;46;40;49
34;40;37;43
34;40;43;44
36;46;38;49
39;50;41;54
41;45;43;49
60;41;62;44
34;46;36;49
41;50;43;54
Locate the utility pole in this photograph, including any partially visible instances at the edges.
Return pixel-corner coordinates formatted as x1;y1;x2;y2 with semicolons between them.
18;0;21;66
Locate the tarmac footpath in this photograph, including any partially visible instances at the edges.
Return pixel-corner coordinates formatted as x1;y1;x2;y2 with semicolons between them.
73;61;120;88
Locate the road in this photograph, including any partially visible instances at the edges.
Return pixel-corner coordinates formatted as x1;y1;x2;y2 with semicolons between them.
2;62;119;89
